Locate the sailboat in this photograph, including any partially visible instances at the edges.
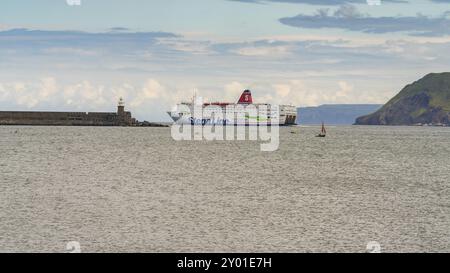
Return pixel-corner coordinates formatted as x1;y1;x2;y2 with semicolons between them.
316;122;326;137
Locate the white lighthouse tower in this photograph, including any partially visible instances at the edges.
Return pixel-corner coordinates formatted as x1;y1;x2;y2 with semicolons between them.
117;97;125;116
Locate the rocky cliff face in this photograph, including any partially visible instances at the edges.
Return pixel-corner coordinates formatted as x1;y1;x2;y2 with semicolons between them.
355;73;450;125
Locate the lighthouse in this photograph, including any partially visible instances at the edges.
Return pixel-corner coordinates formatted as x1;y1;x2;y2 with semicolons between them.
117;97;125;116
117;97;128;126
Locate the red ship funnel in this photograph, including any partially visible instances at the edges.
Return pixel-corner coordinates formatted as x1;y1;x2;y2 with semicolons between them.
237;90;253;104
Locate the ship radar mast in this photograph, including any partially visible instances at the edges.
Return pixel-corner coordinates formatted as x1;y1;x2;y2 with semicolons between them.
191;89;197;105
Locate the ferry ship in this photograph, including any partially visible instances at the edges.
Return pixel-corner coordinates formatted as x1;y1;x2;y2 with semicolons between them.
167;90;297;126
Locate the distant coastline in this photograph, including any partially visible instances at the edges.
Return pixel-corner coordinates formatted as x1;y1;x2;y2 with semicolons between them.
298;104;382;125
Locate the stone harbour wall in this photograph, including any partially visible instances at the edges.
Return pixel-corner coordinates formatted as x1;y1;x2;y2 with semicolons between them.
0;111;134;126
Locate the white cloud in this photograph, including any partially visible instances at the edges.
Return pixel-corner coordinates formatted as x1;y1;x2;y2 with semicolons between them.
270;79;382;106
337;81;353;98
158;39;213;55
43;47;99;56
0;78;58;108
272;80;320;106
64;81;108;106
232;45;291;57
224;81;246;101
0;76;412;121
130;79;166;107
0;84;7;100
39;77;58;99
13;82;26;92
274;84;291;98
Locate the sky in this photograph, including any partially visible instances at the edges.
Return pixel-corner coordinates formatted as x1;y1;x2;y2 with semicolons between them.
1;0;450;121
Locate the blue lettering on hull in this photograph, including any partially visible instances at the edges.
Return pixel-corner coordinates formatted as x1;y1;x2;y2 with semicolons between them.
189;117;229;125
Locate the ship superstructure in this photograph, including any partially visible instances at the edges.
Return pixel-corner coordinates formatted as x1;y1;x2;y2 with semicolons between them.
167;90;297;126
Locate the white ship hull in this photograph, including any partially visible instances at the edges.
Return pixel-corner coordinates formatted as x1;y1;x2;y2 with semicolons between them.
167;90;297;126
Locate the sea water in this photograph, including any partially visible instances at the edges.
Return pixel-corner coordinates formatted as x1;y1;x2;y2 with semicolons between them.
0;126;449;252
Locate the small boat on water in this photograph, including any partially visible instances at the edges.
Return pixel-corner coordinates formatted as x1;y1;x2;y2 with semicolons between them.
316;122;326;137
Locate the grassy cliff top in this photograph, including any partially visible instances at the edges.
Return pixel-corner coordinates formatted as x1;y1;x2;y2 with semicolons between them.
385;72;450;112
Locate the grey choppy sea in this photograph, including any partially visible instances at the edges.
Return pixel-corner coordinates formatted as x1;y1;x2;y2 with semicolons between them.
0;126;449;253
